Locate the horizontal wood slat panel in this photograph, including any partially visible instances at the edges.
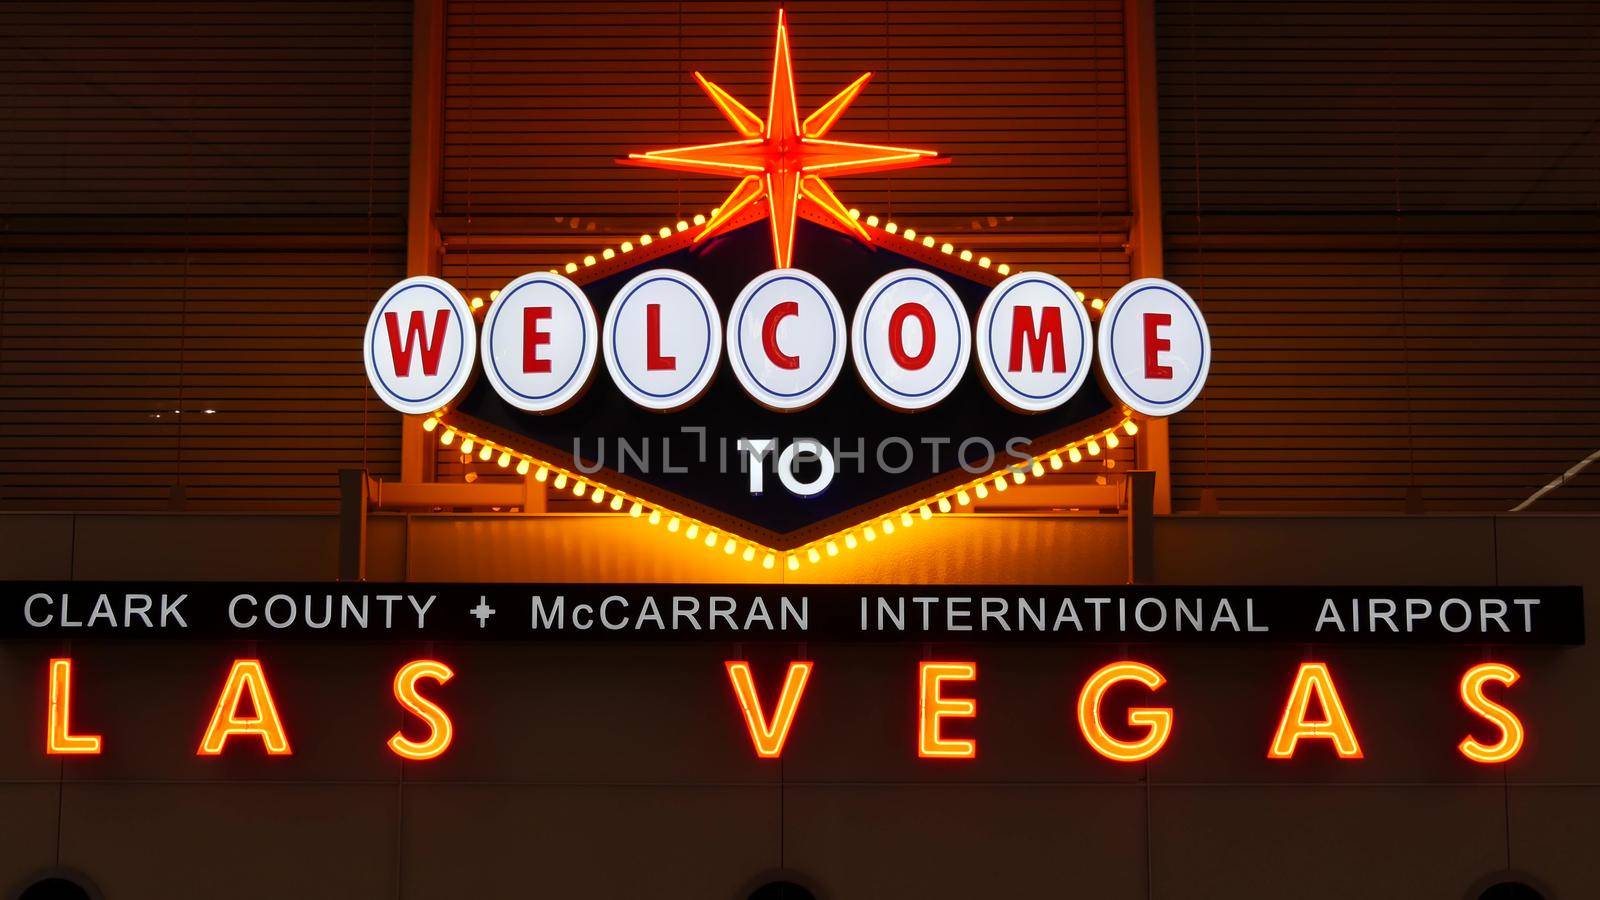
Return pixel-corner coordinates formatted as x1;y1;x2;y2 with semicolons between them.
0;1;412;217
0;249;404;509
0;2;412;511
1167;248;1600;513
1156;0;1600;214
1157;2;1600;513
442;0;1129;220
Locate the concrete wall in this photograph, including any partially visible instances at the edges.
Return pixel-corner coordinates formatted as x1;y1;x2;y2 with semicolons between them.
0;511;1594;899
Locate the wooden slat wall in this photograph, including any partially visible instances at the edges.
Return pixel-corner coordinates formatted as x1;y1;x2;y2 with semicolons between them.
0;1;412;217
0;248;405;509
1157;0;1599;214
0;1;412;510
1158;1;1600;513
1167;247;1600;512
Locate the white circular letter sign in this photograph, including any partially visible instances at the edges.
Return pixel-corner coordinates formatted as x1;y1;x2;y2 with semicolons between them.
975;271;1094;413
1097;277;1211;417
480;272;598;413
602;269;722;411
850;269;971;411
362;275;476;415
727;269;846;411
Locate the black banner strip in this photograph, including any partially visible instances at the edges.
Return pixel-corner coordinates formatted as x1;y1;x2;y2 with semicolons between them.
1;583;1584;645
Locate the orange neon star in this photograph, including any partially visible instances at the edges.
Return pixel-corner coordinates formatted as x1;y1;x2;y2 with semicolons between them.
621;9;948;268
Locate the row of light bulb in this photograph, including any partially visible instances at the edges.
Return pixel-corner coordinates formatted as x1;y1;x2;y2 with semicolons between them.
456;224;1112;324
780;417;1139;569
452;207;1028;310
423;414;1139;572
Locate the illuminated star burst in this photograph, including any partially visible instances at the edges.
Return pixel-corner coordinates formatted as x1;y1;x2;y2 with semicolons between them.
621;9;948;268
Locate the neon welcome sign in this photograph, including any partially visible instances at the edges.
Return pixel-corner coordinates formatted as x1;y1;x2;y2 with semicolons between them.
359;9;1211;562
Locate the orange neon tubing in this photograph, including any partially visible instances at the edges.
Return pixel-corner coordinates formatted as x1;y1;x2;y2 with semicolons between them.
47;658;102;755
1076;661;1173;763
1459;662;1524;764
803;72;873;138
1268;662;1362;760
389;659;456;761
693;71;764;138
623;10;942;267
197;659;291;756
725;661;813;758
918;661;977;759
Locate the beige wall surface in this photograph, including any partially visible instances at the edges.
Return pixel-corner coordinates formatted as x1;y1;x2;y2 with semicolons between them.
0;511;1595;899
